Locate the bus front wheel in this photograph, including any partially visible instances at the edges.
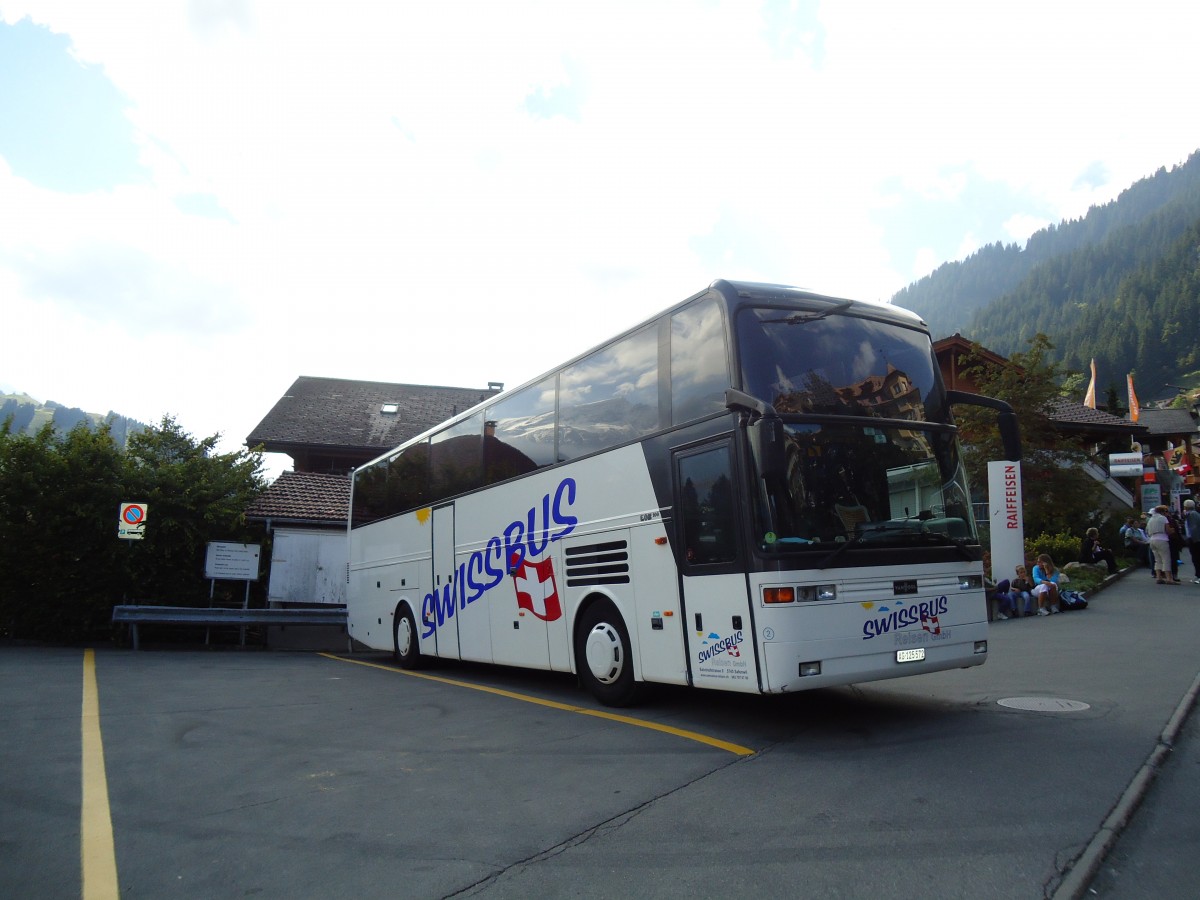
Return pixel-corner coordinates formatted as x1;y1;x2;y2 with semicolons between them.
575;600;639;707
393;604;424;669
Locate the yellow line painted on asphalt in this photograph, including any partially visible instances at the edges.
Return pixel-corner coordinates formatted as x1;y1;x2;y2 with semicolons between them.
81;649;119;900
320;653;755;757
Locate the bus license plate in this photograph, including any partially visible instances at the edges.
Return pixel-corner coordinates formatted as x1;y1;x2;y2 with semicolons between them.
896;648;925;663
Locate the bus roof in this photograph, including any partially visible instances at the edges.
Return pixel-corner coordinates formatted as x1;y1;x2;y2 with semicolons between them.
355;280;928;471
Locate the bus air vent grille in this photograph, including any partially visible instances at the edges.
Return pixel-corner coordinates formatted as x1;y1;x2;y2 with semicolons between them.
564;540;631;586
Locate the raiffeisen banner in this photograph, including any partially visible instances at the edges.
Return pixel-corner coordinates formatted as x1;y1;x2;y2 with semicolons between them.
988;460;1025;583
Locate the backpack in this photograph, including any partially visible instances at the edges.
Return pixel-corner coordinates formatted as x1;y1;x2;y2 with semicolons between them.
1059;589;1088;611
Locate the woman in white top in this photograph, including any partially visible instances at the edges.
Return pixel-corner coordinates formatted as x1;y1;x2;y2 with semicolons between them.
1146;505;1178;584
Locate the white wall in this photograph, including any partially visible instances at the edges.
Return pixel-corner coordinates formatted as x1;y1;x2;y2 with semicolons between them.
268;528;347;605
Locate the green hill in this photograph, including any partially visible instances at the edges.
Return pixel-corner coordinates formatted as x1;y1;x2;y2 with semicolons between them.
893;151;1200;400
0;391;147;446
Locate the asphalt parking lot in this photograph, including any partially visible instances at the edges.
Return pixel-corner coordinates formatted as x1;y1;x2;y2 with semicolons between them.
5;571;1200;899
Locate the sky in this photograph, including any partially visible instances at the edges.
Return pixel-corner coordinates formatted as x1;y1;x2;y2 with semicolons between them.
3;0;1199;480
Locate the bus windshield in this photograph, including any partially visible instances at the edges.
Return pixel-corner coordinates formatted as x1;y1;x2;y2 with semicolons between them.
738;305;944;418
758;421;976;552
736;306;975;554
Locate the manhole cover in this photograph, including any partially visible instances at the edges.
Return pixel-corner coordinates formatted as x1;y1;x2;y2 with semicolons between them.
998;697;1091;712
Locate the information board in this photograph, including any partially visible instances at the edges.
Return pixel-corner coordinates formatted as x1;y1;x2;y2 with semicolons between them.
205;542;261;581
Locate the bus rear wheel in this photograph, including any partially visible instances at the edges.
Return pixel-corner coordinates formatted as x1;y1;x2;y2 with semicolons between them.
393;604;424;669
576;600;639;707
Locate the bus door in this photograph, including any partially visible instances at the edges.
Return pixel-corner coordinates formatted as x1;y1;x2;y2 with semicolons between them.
432;504;461;659
675;441;760;693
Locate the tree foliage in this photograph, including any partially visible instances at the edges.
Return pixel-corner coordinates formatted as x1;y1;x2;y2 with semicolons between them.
954;334;1104;537
0;416;266;641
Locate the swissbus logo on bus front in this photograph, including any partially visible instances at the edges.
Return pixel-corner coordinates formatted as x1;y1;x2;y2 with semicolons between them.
420;477;578;638
860;596;949;640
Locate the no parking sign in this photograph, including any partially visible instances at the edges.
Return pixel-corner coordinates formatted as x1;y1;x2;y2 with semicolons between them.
118;502;148;540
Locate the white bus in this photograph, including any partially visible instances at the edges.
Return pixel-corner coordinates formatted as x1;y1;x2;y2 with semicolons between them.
346;280;1019;705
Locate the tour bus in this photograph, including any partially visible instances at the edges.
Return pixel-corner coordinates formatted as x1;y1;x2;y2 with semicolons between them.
346;280;1020;706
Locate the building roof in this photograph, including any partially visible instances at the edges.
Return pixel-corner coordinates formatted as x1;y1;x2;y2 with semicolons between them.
1135;406;1200;438
932;334;1012;370
1045;398;1148;436
245;471;350;524
246;376;502;457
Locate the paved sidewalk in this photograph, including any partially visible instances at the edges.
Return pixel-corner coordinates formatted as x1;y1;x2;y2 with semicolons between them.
1040;564;1200;897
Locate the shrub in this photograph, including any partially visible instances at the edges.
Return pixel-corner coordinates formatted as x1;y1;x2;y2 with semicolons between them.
1024;532;1079;568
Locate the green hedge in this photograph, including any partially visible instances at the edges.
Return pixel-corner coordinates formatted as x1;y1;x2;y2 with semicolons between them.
1023;532;1080;567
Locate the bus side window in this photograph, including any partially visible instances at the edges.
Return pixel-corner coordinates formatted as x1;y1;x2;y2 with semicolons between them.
559;325;659;462
677;445;737;565
483;376;555;486
671;296;729;425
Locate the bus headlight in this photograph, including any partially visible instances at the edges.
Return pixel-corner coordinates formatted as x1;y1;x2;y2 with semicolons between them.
959;575;983;590
763;585;837;604
799;584;837;602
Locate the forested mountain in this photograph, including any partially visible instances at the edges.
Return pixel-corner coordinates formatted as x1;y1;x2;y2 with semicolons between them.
0;392;146;446
893;151;1200;399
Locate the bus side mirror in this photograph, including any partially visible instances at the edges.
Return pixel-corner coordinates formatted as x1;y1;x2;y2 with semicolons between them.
749;415;786;483
997;411;1021;463
726;389;786;482
946;390;1022;462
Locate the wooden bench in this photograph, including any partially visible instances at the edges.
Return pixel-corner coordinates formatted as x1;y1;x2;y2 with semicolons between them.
112;605;348;650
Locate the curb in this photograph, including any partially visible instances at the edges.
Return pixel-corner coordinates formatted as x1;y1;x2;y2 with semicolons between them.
1052;572;1200;898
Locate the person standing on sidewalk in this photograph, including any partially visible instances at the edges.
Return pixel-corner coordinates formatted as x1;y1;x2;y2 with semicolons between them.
1122;515;1152;574
1183;499;1200;584
1146;505;1179;585
1168;507;1186;584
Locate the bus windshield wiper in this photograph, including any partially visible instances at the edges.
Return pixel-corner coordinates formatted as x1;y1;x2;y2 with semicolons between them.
816;535;865;570
915;530;975;560
760;298;854;325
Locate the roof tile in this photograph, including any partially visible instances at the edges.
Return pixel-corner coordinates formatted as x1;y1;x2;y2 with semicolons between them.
245;471;350;522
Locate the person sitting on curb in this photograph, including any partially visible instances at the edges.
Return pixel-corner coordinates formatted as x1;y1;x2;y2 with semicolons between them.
986;577;1017;620
1079;527;1118;575
1031;553;1063;614
1011;565;1036;617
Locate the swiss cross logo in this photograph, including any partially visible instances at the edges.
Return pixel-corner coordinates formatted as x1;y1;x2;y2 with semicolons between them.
511;554;563;622
921;612;941;635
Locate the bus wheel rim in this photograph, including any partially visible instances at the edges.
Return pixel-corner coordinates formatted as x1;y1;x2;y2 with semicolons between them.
584;623;624;684
397;616;413;656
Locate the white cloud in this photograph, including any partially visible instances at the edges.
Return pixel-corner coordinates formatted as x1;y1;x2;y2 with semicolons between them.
1003;213;1051;247
3;0;1199;479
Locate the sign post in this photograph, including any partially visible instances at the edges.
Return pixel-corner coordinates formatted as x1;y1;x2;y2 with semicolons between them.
118;502;148;540
204;542;261;646
987;461;1025;586
1108;452;1143;478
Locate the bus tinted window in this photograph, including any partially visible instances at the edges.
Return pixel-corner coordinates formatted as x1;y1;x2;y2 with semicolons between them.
671;297;729;424
431;413;483;500
387;439;430;514
559;326;659;461
737;308;941;417
351;460;388;528
484;376;556;484
678;444;737;565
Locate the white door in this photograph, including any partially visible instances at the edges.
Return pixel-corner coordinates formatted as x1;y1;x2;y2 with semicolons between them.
432;504;461;659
